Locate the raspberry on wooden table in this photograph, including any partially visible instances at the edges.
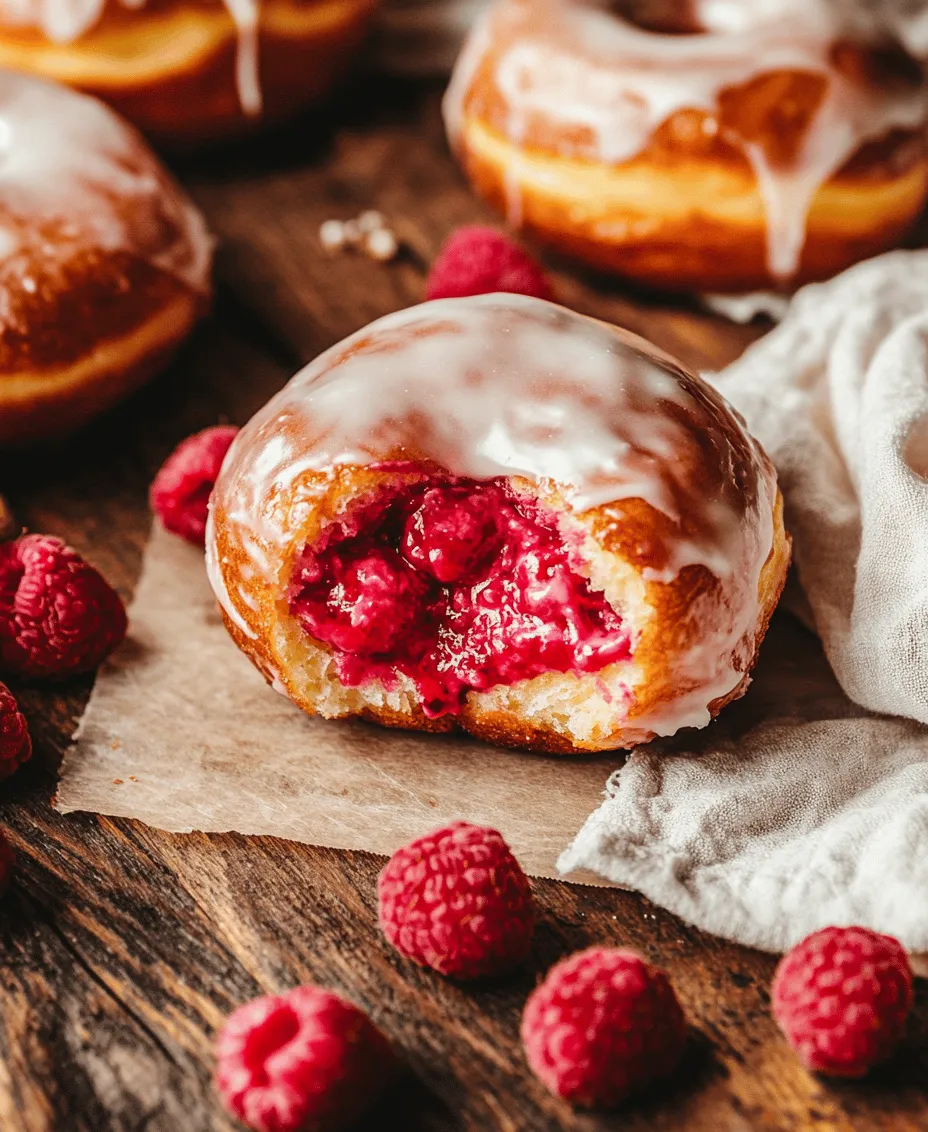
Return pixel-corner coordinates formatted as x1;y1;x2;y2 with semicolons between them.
521;946;687;1108
214;985;395;1132
0;536;127;680
0;681;30;779
772;926;913;1077
377;821;535;980
426;227;553;302
150;425;239;545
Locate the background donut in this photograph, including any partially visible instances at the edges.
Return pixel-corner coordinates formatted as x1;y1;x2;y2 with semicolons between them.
0;72;211;446
0;0;380;141
445;0;928;292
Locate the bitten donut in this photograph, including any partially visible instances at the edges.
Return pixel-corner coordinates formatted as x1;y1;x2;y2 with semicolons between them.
207;294;790;755
0;0;379;141
0;72;211;446
444;0;928;292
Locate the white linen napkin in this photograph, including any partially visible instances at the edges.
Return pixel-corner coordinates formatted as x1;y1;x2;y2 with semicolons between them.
560;251;928;951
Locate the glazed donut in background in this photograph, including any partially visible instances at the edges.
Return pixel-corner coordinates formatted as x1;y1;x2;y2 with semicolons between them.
444;0;928;293
0;72;211;447
207;294;790;755
0;0;379;141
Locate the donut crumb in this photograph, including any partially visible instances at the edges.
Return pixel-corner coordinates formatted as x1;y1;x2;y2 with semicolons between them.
319;211;400;263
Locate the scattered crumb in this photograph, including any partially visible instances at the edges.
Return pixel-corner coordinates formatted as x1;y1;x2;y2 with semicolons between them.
319;210;401;263
110;739;121;750
128;776;138;782
364;228;399;263
113;778;123;785
357;210;385;234
318;219;347;253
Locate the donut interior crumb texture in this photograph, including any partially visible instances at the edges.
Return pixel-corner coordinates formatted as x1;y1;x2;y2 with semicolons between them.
207;294;791;754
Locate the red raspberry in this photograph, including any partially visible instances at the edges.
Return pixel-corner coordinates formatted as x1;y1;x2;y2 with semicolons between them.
0;830;13;893
426;227;553;302
521;947;687;1108
0;682;30;779
401;484;502;583
377;821;534;980
0;536;127;679
291;545;438;657
771;926;913;1077
215;986;395;1132
150;425;239;545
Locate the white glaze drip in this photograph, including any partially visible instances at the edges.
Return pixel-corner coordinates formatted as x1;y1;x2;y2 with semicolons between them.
208;295;779;735
444;0;928;281
221;0;262;116
0;71;211;292
0;0;263;117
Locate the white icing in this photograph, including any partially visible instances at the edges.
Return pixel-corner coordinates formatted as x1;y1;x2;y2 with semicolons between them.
701;289;790;323
208;294;779;735
443;0;928;282
0;71;211;292
0;0;263;116
221;0;262;116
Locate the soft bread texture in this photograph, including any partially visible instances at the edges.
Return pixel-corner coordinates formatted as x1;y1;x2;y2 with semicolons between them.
0;0;378;140
207;296;790;755
0;73;211;445
444;0;928;292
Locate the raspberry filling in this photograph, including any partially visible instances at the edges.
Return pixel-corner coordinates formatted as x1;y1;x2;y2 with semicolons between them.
287;478;631;717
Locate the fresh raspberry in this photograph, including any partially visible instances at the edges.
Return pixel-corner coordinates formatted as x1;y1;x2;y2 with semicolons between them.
150;425;239;545
215;986;395;1132
771;926;913;1077
0;682;30;779
290;544;438;657
0;830;13;893
521;947;687;1108
426;227;553;302
377;821;534;980
0;536;127;679
401;484;502;583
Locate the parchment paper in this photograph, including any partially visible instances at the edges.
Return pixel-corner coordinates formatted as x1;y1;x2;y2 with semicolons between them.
57;523;619;881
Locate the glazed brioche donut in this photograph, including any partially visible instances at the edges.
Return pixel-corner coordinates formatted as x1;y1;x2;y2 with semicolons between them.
444;0;928;293
0;0;379;141
0;72;211;446
207;294;790;755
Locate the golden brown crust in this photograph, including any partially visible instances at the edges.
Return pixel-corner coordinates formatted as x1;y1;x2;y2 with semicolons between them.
0;0;379;141
0;77;211;445
0;285;205;446
451;28;928;291
457;121;928;293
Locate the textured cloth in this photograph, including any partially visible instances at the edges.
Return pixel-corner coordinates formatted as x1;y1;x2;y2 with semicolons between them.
561;252;928;951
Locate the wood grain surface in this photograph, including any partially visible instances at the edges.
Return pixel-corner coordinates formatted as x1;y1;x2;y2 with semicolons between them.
2;75;927;1132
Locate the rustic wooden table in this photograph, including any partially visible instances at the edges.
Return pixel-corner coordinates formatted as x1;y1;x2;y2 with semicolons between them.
3;75;927;1132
